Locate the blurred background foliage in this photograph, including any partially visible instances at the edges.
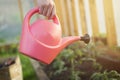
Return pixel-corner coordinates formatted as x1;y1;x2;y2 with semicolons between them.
0;0;38;80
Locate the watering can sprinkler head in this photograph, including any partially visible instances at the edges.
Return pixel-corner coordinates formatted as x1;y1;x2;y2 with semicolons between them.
81;34;90;44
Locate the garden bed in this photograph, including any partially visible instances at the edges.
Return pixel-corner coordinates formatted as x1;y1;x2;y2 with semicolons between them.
41;42;120;80
0;42;120;80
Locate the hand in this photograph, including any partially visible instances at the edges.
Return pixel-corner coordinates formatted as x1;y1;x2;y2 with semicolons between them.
37;0;56;19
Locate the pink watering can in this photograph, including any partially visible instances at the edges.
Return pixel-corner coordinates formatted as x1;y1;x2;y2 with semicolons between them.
19;7;90;64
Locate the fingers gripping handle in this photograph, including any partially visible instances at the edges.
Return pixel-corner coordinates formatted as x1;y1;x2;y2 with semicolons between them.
24;7;59;29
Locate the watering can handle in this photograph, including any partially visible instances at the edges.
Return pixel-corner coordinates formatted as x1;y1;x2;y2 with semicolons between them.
24;7;59;26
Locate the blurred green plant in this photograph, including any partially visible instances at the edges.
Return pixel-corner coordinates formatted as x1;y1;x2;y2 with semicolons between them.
0;39;5;43
45;41;105;80
91;70;120;80
46;40;119;80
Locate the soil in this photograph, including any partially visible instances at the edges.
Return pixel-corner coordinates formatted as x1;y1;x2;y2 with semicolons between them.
0;57;15;69
43;48;120;80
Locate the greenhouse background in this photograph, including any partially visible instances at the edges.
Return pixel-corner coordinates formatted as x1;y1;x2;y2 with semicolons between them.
0;0;120;80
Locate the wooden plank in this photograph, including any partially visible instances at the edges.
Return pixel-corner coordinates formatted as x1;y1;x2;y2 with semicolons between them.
64;0;72;36
79;0;88;34
89;0;99;37
33;0;38;6
18;0;24;22
103;0;117;46
54;0;66;35
65;0;74;36
71;0;79;35
59;0;69;36
0;56;23;80
33;0;40;19
9;56;23;80
30;59;49;80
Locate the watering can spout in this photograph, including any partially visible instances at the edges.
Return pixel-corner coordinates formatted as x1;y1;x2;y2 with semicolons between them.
60;34;90;50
